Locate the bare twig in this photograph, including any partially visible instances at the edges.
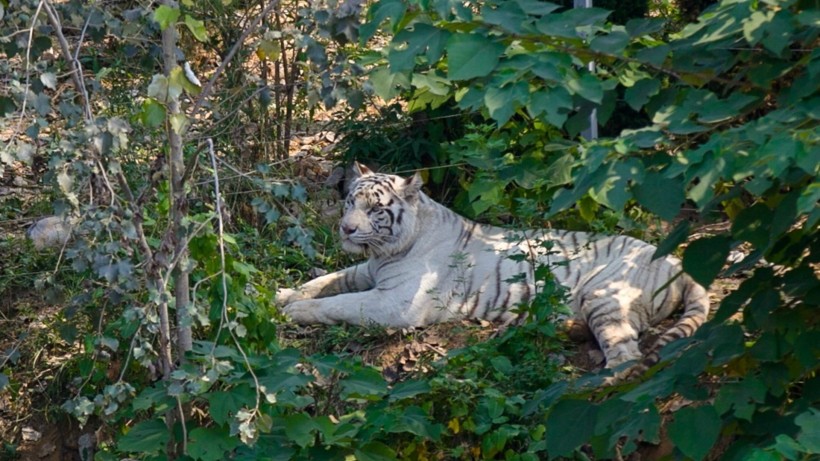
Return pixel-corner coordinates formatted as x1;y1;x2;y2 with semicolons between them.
42;0;92;120
16;0;47;133
207;138;262;417
187;0;282;133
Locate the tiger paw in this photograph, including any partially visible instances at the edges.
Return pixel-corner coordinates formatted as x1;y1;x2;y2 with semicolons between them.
283;300;334;325
275;287;301;306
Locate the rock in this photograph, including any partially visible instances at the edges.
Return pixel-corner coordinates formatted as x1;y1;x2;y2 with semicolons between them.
21;426;42;442
27;216;76;250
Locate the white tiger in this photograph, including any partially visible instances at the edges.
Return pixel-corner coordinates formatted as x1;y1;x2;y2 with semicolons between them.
276;163;710;370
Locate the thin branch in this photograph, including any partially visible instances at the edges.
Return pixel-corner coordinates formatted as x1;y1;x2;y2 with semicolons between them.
16;0;47;133
207;138;262;416
42;0;92;120
187;0;282;134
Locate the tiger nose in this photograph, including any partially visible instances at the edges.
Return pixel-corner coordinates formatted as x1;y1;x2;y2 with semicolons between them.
341;223;357;235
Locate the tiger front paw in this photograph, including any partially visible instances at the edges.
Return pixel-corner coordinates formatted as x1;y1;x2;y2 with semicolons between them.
282;300;334;325
275;287;303;306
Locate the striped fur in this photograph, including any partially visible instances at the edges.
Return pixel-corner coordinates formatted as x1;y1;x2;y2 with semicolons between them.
277;164;711;370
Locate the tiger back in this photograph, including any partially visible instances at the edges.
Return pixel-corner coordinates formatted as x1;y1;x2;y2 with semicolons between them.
276;163;711;372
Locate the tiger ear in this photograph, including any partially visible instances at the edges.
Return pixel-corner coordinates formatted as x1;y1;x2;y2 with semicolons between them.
352;161;373;178
403;171;424;203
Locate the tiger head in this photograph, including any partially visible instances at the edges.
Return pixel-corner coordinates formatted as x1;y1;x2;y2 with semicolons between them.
339;162;422;257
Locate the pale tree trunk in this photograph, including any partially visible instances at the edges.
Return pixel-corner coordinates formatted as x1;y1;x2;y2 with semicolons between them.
160;1;191;458
160;1;193;364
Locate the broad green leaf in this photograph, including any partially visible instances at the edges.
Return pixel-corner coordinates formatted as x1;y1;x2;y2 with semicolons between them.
284;413;316;448
446;34;505;81
731;203;773;248
340;367;388;399
188;427;240;461
184;15;209;42
369;67;410;100
624;78;660;111
355;441;398;461
742;10;770;45
545;399;598;458
667;406;721;461
682;236;731;288
0;96;16;116
139;98;166;128
147;74;182;103
635;44;669;67
625;18;666;37
393;406;442;440
589;29;629;55
256;39;280;60
170;65;201;96
528;86;572;127
153;5;180;31
206;387;255;425
482;2;527;33
361;0;406;42
484;81;528;125
118;419;170;453
411;72;451;96
514;0;560;16
795;409;820;452
390;24;447;72
389;380;431;401
170;113;188;134
632;172;684;221
566;73;603;104
714;378;767;421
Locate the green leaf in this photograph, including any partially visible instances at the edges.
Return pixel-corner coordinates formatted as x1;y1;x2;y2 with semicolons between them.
188;427;240;461
206;387;255;426
632;172;684;221
390;24;447;72
731;203;773;248
284;413;316;448
153;5;180;31
528;86;572;127
147;73;182;103
184;15;209;42
566;73;603;104
624;78;661;111
446;34;505;81
340;367;388;399
361;0;406;42
667;406;721;461
355;441;398;461
514;0;560;16
795;409;820;453
118;419;170;454
682;236;731;287
482;2;527;34
626;18;666;37
714;378;767;421
0;96;16;116
589;30;629;55
389;380;431;401
485;81;528;125
545;399;598;458
139;98;166;128
368;67;410;100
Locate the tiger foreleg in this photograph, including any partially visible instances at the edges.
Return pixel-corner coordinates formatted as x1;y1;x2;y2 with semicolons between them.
276;263;373;305
282;290;423;328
